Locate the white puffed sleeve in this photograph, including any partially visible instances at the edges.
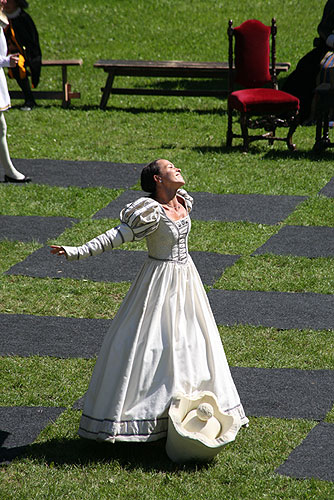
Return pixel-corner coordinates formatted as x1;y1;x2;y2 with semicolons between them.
62;197;160;261
120;196;160;240
177;189;193;213
62;223;134;261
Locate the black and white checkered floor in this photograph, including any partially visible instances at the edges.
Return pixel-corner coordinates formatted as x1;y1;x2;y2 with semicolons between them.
1;159;333;481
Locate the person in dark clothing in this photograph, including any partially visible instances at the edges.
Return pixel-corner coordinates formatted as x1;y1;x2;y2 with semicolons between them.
282;1;334;123
3;0;41;110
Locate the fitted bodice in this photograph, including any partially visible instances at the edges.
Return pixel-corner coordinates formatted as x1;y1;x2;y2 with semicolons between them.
146;209;191;263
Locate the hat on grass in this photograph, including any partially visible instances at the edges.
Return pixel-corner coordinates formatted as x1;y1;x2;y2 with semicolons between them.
166;391;242;463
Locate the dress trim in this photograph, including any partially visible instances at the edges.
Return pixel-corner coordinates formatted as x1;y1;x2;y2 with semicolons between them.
80;413;169;424
78;414;169;442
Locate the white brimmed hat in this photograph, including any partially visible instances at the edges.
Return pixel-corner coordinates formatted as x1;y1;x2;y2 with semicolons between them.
166;391;241;463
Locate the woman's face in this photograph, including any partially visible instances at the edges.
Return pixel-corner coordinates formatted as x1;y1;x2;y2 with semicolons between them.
155;159;185;188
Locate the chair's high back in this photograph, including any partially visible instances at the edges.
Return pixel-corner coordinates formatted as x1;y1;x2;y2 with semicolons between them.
228;19;278;91
234;20;271;87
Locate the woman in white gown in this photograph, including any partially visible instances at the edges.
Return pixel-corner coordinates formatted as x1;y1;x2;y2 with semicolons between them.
51;159;248;443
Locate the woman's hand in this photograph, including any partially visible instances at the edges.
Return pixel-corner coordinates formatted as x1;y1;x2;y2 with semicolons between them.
50;245;66;256
9;53;19;67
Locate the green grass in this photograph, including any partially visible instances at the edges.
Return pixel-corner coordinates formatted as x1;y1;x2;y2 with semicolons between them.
220;325;334;369
0;357;95;407
0;240;41;274
189;220;279;254
326;407;334;424
285;195;334;226
0;275;129;318
0;185;121;218
214;254;334;294
1;0;334;498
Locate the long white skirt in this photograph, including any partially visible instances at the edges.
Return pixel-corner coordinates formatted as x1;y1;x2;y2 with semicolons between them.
0;68;10;111
78;256;248;442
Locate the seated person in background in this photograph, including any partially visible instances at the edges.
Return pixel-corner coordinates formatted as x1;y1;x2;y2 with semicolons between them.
3;0;41;110
282;0;334;124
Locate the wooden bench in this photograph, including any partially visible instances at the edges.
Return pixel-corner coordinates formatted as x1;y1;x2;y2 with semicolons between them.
94;59;291;110
9;59;83;108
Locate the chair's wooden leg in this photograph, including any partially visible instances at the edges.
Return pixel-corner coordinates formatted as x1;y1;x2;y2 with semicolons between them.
240;113;249;152
268;127;276;146
287;112;299;151
226;105;233;147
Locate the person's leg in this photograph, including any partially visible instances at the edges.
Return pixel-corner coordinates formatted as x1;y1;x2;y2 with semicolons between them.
0;112;31;182
17;77;36;110
10;67;36;110
282;47;326;123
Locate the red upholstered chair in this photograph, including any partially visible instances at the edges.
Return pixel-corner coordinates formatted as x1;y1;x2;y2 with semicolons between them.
226;18;300;152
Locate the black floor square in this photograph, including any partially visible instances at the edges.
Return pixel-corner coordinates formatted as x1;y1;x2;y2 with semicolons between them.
0;407;65;464
190;192;307;224
231;367;334;420
0;314;109;358
319;177;334;198
253;225;334;257
208;289;334;330
6;246;240;286
93;190;307;224
6;158;142;189
276;422;334;482
0;215;78;243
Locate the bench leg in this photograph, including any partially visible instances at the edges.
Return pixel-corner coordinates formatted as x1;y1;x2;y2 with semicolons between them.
62;83;71;109
61;65;70;108
100;71;115;110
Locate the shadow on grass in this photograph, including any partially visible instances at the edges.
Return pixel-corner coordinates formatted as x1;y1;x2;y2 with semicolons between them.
147;78;229;92
191;144;261;154
191;143;334;159
8;102;101;112
263;148;334;161
19;437;213;473
10;101;227;115
101;105;227;116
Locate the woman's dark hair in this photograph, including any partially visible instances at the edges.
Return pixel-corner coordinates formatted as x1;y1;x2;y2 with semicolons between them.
141;160;161;196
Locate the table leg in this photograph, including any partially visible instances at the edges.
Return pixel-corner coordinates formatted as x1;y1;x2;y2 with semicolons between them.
100;71;115;110
61;65;69;108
